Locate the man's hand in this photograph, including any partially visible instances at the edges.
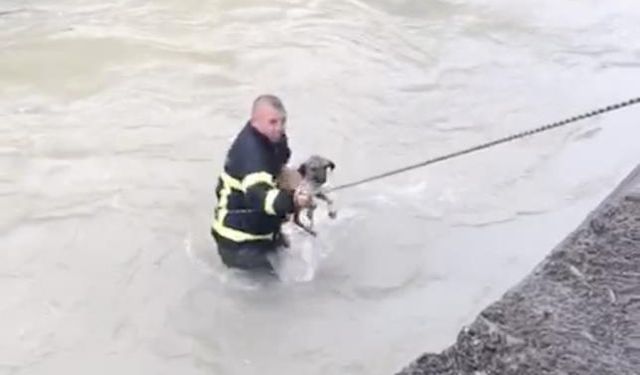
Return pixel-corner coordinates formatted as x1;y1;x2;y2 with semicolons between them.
293;189;312;209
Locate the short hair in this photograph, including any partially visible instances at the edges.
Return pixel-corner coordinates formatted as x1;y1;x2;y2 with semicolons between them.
252;94;286;115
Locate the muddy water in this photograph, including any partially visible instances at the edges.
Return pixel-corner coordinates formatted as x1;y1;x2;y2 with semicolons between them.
1;1;640;374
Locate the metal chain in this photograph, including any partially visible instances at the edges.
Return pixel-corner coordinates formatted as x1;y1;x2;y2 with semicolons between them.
327;96;640;192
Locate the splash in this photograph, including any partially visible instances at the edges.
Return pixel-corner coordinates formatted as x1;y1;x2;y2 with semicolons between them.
268;225;332;283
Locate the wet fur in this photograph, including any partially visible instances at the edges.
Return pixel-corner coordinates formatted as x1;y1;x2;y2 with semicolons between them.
276;155;337;245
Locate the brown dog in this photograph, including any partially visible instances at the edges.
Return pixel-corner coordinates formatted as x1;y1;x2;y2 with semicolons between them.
276;155;337;243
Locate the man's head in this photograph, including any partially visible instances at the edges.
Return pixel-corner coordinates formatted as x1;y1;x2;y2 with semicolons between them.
250;94;287;143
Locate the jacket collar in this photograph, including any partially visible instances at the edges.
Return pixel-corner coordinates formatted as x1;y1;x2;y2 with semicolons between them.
246;120;286;150
247;121;269;144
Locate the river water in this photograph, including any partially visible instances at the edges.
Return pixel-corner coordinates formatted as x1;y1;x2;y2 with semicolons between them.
2;1;640;374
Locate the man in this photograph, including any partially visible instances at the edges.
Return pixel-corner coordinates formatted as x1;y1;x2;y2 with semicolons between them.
211;94;311;272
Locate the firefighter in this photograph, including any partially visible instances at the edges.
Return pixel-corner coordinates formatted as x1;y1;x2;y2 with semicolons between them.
211;94;311;272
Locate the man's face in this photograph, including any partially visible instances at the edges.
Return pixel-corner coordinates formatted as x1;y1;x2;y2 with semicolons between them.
254;105;286;143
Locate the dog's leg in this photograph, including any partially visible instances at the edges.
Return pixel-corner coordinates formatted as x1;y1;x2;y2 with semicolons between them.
316;192;337;219
294;209;317;236
306;204;318;236
276;229;291;248
293;210;305;231
306;202;317;230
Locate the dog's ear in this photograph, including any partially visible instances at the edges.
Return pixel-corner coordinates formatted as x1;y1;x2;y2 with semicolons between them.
297;163;307;177
326;160;336;170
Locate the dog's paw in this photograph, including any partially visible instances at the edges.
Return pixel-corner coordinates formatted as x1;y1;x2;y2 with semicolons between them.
276;232;291;248
328;210;337;219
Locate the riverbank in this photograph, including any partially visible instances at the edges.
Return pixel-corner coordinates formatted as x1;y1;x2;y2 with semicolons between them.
397;164;640;375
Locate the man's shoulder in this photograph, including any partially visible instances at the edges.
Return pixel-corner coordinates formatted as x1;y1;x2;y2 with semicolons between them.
225;122;270;174
229;123;264;154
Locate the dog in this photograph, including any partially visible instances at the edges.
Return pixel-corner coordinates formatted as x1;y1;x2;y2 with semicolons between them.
276;155;337;244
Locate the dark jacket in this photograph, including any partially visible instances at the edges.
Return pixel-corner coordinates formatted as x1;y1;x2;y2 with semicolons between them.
211;121;295;249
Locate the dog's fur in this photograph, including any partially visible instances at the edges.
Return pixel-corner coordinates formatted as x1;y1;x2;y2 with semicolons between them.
276;155;337;244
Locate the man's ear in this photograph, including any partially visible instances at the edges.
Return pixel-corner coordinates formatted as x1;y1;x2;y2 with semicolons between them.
297;163;307;177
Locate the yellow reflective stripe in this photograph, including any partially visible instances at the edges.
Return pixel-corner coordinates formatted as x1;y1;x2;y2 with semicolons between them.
212;219;272;242
241;172;275;192
264;189;279;215
220;171;242;191
213;172;233;228
211;171;273;242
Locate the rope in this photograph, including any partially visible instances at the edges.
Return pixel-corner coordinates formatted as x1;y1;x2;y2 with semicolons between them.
223;96;640;214
327;96;640;192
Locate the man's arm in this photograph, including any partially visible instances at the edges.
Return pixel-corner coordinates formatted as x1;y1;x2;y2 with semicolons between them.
239;134;298;216
242;171;295;217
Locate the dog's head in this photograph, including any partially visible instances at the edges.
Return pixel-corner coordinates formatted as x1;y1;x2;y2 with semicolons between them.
297;155;335;185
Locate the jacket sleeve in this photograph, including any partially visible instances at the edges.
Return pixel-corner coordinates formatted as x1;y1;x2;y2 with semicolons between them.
246;182;294;217
240;161;295;217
